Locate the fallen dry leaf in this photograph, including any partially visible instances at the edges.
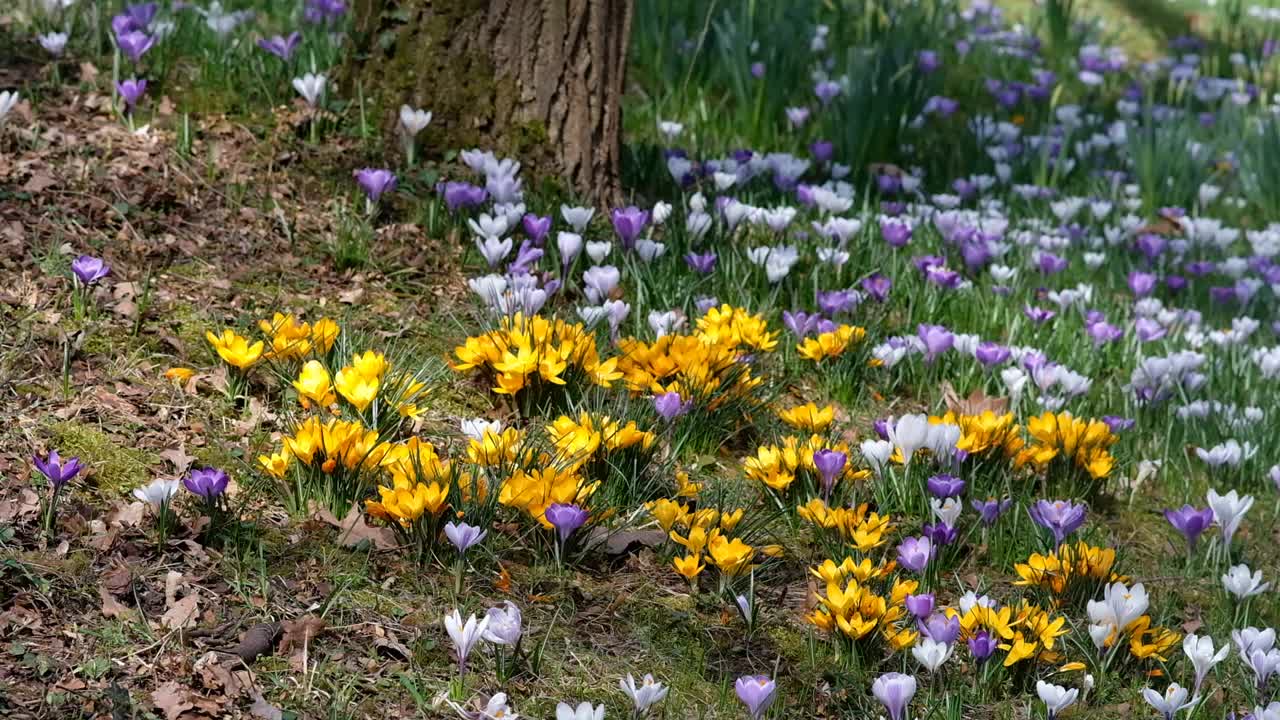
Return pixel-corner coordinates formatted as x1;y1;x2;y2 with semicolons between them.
160;446;196;474
249;691;284;720
161;594;199;630
312;503;398;551
99;586;134;619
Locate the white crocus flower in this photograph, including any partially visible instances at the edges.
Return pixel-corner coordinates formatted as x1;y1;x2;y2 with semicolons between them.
886;414;930;469
398;105;432;136
619;673;669;716
443;609;489;673
1036;680;1079;720
1183;634;1229;691
1207;488;1254;545
1142;683;1194;720
0;91;19;125
911;636;953;672
556;702;604;720
132;478;179;509
1223;564;1270;599
560;205;594;232
291;73;326;108
461;418;502;442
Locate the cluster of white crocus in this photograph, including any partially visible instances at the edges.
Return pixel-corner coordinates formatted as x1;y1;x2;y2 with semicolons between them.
1085;581;1148;652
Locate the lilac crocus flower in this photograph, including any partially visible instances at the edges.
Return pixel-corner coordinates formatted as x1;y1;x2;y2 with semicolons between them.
917;50;940;73
917;324;955;364
1102;416;1134;433
1164;505;1213;553
653;392;691;421
861;273;892;302
1024;305;1055;324
783;310;821;338
974;341;1010;368
115;30;154;62
126;2;159;27
734;676;777;720
1029;499;1087;546
353;168;397;203
971;497;1012;526
897;536;934;573
522;214;551;246
814;80;841;105
183;467;229;500
927;474;965;498
1087;321;1123;346
257;32;302;60
785;106;810;129
1135;317;1166;342
817;289;859;316
611;206;649;250
812;449;847;496
33;450;83;489
968;630;998;661
923;522;958;546
881;219;912;247
71;255;111;285
809;140;834;164
904;593;934;619
545;503;588;543
750;62;765;79
444;521;487;554
872;672;917;720
920;613;960;644
684;251;717;274
438;181;487;212
116;78;147;111
1037;252;1068;274
1128;271;1157;298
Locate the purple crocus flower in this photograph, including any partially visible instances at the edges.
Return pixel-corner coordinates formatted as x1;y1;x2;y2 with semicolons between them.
438;181;488;212
897;536;934;573
1135;233;1167;261
507;240;543;275
522;214;551;246
684;251;717;274
872;672;917;720
1087;321;1123;346
920;613;960;644
1029;499;1087;546
1135;317;1167;342
971;497;1012;526
545;503;588;542
611;206;650;250
750;62;765;79
126;2;159;27
1102;416;1134;433
877;174;902;195
1163;504;1213;552
1023;305;1055;324
1128;271;1157;298
917;50;940;73
734;676;777;720
927;474;965;498
444;521;487;554
861;273;892;302
116;78;147;111
353;168;397;203
71;255;111;285
116;30;154;62
654;392;691;421
257;32;302;60
809;140;834;164
183;467;229;500
812;449;847;496
783;310;821;338
905;593;934;619
917;324;955;364
33;450;83;489
923;522;958;546
817;289;859;316
968;630;998;661
814;80;841;105
881;219;912;247
974;341;1010;368
1037;252;1068;275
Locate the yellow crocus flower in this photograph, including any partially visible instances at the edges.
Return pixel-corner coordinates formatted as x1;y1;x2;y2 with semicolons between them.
206;329;264;369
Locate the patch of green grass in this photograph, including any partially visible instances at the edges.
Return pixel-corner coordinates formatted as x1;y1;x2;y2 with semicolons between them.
47;420;153;495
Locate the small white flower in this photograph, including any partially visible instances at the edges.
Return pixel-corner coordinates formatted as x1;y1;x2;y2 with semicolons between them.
39;32;69;56
461;418;502;442
1183;634;1229;690
619;673;669;715
1223;564;1270;599
443;609;489;669
556;702;604;720
1036;680;1079;719
291;73;326;108
1143;683;1194;720
1207;488;1254;544
398;105;432;136
561;205;594;232
132;478;179;509
911;636;953;671
585;240;612;264
0;90;19;124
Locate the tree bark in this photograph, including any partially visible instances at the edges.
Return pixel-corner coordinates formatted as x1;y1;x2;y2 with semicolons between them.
347;0;633;205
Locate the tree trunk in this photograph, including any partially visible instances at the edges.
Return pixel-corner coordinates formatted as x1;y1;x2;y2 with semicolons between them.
347;0;633;205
